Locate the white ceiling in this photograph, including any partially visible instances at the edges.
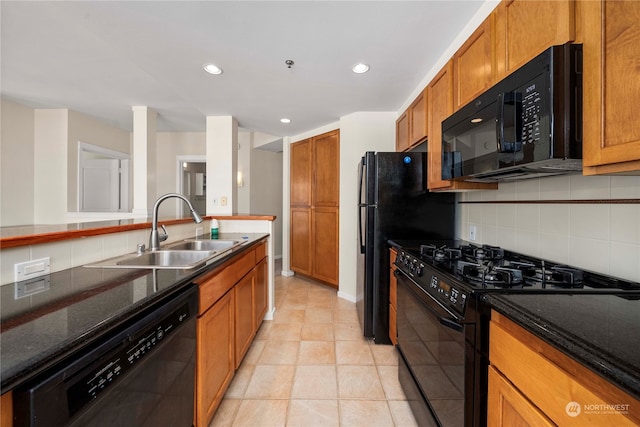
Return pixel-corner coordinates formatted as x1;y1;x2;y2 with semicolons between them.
1;1;488;139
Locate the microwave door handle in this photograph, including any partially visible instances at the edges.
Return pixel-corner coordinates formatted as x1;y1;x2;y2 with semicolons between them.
496;92;523;153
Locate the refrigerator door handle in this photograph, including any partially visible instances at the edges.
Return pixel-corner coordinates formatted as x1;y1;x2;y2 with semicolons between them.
358;158;366;253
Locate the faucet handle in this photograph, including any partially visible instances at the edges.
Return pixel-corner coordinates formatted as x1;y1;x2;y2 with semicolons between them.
159;224;168;242
137;243;146;254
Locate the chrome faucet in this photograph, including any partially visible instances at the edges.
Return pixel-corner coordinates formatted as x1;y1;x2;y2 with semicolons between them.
149;193;203;251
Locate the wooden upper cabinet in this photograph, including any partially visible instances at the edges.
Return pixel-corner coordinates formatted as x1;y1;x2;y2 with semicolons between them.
494;0;575;79
582;0;640;175
395;90;428;152
290;138;312;207
409;90;428;145
427;61;497;191
313;130;340;207
453;14;496;110
427;61;454;190
395;110;410;152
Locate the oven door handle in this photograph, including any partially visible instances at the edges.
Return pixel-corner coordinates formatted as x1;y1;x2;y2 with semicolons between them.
395;270;464;332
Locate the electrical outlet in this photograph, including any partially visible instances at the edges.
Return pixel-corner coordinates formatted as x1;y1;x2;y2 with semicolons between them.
15;257;51;282
221;196;228;206
469;225;477;241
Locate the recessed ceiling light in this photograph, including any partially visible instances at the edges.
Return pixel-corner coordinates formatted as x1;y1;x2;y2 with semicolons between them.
203;64;223;75
352;63;370;74
280;118;291;124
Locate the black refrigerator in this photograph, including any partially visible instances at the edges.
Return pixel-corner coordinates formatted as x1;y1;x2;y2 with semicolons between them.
356;151;455;344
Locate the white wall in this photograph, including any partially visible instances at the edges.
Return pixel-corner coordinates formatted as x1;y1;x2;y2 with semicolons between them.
67;109;131;212
337;112;397;301
1;99;35;226
457;175;640;282
250;145;283;258
34;109;68;224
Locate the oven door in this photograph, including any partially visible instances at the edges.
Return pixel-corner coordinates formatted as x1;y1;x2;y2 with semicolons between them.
395;269;466;427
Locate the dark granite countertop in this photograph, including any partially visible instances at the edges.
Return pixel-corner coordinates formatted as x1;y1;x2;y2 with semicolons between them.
484;293;640;400
0;233;268;394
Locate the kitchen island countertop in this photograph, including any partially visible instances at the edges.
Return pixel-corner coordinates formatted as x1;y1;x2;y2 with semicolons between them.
0;233;268;394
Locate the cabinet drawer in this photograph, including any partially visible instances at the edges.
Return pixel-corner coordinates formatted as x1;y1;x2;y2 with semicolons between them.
198;265;234;314
490;313;640;426
231;249;255;282
254;240;267;262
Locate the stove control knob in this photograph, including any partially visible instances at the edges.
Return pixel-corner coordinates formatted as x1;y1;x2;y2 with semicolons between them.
397;253;404;264
416;265;424;277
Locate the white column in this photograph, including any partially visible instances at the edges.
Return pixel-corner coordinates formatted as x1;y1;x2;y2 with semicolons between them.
281;136;294;276
131;106;157;216
34;109;68;223
205;116;237;215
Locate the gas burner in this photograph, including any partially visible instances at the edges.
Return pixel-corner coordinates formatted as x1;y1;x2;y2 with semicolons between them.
457;261;524;287
420;244;461;264
524;265;584;288
461;244;504;263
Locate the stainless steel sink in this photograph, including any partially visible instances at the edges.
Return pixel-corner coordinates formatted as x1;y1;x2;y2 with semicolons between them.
166;239;242;252
85;249;216;269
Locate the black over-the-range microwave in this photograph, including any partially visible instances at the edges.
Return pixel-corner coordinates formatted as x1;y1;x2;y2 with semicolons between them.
442;42;583;182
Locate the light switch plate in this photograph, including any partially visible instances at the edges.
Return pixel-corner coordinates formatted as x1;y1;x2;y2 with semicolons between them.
15;257;51;282
469;225;477;241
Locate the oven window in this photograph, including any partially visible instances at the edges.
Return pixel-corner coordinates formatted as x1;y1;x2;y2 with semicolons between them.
397;274;465;427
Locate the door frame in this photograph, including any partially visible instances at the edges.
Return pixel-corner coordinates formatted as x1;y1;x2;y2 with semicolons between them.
176;155;206;216
78;141;130;212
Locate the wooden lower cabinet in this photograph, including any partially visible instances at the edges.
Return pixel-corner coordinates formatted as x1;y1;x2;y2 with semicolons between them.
311;207;339;286
234;272;255;368
254;256;268;329
194;239;268;427
389;249;398;345
1;391;12;427
488;366;554;427
489;311;640;426
196;290;234;427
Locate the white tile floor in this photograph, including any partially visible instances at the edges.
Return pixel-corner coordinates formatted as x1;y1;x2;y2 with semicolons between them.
209;262;419;427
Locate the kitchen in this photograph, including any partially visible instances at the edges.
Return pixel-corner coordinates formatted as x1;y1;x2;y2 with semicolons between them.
2;1;640;426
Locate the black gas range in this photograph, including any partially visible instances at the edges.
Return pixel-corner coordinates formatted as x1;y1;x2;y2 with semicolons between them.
391;239;640;427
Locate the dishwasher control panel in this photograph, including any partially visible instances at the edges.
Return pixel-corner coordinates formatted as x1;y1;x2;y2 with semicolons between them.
66;300;193;417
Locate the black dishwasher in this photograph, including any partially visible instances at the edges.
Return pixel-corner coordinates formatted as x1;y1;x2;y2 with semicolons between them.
13;284;197;427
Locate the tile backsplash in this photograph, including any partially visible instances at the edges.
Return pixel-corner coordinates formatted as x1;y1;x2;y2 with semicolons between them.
456;175;640;282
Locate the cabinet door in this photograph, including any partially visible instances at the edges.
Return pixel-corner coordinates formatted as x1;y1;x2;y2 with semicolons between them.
290;138;312;207
453;15;495;110
495;0;575;78
487;366;554;427
311;207;339;287
196;290;234;427
254;257;268;329
235;271;255;368
409;91;428;145
1;391;12;427
582;0;640;174
396;110;410;152
313;130;340;207
290;207;312;275
389;251;397;345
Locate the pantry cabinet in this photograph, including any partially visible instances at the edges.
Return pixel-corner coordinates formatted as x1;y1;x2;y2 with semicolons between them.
396;90;428;152
494;0;575;79
290;130;339;287
427;61;497;191
453;14;496;110
581;0;640;175
194;240;267;427
489;311;640;426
